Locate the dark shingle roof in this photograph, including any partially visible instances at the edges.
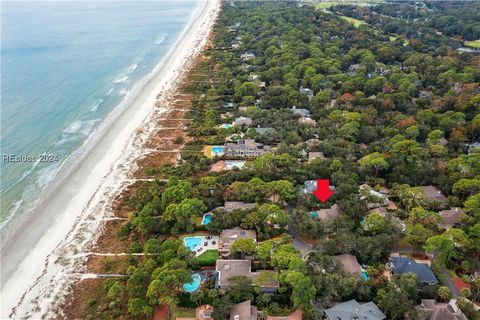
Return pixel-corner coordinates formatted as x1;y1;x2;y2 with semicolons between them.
390;257;438;285
324;299;386;320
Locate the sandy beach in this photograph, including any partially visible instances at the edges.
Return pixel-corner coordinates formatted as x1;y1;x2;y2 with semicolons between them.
0;0;220;318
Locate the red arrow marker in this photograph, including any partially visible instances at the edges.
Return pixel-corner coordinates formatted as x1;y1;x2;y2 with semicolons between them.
313;179;334;203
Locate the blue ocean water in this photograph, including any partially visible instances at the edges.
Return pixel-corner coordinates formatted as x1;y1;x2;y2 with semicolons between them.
0;0;198;228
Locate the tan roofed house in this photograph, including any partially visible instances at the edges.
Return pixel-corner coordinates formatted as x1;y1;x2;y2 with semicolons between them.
215;260;279;292
308;152;325;163
219;228;256;256
315;205;341;222
229;301;258;320
335;254;362;276
420;186;448;207
439;208;464;230
223;202;256;212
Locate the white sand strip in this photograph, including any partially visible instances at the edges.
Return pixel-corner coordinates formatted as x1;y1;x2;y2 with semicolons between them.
0;0;220;318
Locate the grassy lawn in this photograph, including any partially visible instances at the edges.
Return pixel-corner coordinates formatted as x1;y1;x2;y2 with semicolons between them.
465;40;480;48
174;307;196;318
195;249;220;266
341;15;366;27
313;0;384;9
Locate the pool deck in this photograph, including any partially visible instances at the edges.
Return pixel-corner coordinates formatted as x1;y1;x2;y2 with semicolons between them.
184;235;219;257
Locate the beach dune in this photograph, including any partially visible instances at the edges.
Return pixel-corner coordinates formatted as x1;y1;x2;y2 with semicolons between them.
0;0;220;318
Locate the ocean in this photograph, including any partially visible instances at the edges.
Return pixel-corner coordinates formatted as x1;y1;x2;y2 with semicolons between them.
0;0;198;229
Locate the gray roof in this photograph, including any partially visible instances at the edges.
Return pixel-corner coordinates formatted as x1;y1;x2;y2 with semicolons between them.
303;180;335;193
390;256;438;285
215;260;278;289
419;299;467;320
324;299;386;320
223;201;256;212
255;127;276;135
234;117;253;126
216;260;252;287
290;107;311;118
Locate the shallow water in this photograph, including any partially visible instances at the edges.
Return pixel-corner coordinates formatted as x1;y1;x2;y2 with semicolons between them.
0;0;197;229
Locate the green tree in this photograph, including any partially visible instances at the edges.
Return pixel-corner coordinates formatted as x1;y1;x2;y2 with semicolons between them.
231;238;256;258
358;152;389;177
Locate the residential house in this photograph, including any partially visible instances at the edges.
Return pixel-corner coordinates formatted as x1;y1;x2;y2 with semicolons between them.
229;301;258;320
221;112;234;119
255;126;275;136
419;90;433;99
439;208;464;230
215;260;279;293
314;205;341;223
308;151;325;163
224;139;272;158
420;186;449;207
248;74;259;81
290;106;311;118
192;305;214;320
223;202;256;212
347;63;361;75
299;87;314;100
359;184;389;209
240;53;255;61
302;180;335;194
298;116;316;126
368;207;406;232
417;299;467;320
234;117;253;126
324;299;386;320
389;256;438;286
218;228;257;257
340;92;354;101
210;160;246;172
335;254;362;276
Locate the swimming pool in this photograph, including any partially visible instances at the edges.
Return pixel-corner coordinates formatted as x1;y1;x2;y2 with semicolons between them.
184;236;202;251
361;270;369;281
309;211;318;218
212;146;224;154
183;273;202;292
221;124;231;129
202;213;212;225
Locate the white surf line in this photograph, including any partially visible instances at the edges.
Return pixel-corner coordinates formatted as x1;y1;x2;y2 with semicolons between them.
1;0;221;318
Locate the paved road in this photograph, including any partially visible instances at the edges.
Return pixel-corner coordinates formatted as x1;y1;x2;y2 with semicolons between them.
440;268;461;298
288;222;314;259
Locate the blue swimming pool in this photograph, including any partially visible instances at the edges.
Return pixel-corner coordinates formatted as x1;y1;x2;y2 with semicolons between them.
183;273;201;292
221;124;231;129
184;236;202;251
202;213;212;225
212;146;224;154
309;211;318;218
361;271;369;281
